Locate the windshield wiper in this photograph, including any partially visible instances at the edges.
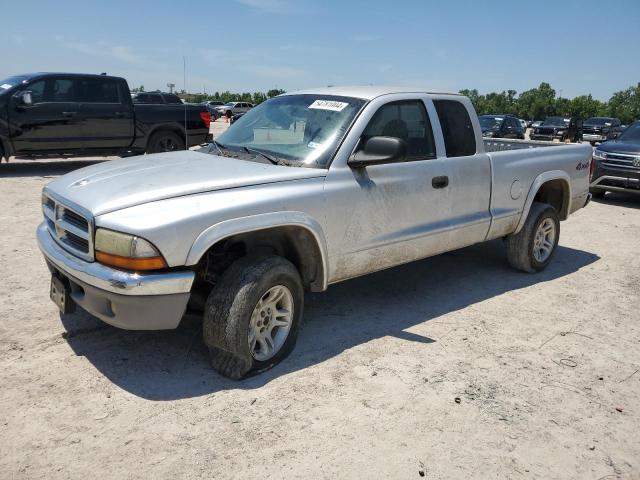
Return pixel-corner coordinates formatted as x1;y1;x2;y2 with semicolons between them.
210;140;226;156
243;146;281;165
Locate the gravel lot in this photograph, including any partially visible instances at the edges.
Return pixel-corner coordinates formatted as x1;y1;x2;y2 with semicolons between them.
1;121;639;479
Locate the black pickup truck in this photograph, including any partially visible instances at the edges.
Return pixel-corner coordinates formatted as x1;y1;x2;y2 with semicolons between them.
0;73;211;161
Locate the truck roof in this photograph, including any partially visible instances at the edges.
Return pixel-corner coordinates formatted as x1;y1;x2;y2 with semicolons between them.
284;85;460;100
14;72;125;81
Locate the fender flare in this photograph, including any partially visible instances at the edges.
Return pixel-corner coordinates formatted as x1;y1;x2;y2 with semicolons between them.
185;211;329;291
514;170;572;234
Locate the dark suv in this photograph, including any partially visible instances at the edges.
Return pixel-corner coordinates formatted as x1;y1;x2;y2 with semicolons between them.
589;120;640;198
131;91;183;104
582;117;623;145
479;114;525;139
530;116;583;142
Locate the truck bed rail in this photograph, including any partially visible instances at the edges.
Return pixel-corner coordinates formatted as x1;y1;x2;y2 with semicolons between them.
483;138;567;152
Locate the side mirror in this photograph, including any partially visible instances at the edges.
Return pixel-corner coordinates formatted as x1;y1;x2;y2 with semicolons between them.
16;91;33;106
348;136;407;168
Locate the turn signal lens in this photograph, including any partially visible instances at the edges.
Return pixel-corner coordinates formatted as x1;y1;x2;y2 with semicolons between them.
94;229;167;271
95;251;167;271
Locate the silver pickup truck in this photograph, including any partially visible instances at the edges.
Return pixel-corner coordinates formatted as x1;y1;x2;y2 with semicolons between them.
37;86;593;379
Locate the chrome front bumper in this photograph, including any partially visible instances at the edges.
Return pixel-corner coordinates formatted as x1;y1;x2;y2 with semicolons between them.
583;133;606;142
37;222;195;330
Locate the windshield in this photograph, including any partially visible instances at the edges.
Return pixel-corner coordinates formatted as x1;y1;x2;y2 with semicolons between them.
542;117;569;127
213;94;367;168
479;115;503;131
617;122;640;143
585;117;611;126
0;75;28;94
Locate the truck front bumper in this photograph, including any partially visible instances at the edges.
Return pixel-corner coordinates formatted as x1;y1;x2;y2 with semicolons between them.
37;222;194;330
582;133;607;142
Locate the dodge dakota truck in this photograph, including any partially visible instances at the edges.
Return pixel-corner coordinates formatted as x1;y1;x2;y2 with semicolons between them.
37;86;593;379
0;73;211;161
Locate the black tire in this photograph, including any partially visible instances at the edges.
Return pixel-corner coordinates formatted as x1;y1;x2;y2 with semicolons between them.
202;255;304;380
146;131;185;154
590;141;596;146
506;202;560;273
589;188;606;199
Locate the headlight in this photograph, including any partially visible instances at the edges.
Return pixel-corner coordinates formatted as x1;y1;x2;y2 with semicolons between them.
94;229;167;271
592;149;607;160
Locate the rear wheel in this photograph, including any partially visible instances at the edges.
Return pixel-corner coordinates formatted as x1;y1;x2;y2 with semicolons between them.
506;202;560;273
202;255;303;379
146;131;185;154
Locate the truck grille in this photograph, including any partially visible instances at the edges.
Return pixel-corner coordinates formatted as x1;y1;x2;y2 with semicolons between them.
42;193;94;261
601;152;640;171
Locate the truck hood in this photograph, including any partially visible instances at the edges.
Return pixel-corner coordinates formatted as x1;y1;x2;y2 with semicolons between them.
597;140;640;155
44;150;327;216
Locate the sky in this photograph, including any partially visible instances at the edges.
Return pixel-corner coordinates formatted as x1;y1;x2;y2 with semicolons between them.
1;0;639;100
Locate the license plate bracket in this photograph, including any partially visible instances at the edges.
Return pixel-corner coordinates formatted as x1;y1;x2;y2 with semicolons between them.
50;275;75;314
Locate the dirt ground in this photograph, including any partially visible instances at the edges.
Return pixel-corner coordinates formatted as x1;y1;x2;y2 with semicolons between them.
1;122;639;479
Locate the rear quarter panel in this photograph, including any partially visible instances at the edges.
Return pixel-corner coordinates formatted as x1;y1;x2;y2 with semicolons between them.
486;142;592;239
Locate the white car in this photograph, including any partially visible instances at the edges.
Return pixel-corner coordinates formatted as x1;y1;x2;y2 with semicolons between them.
215;101;253;116
519;118;528;130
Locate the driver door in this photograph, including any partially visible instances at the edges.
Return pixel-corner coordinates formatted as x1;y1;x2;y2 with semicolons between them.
9;76;87;153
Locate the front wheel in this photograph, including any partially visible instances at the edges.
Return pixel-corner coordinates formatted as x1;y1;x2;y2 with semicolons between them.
203;255;303;379
506;202;560;273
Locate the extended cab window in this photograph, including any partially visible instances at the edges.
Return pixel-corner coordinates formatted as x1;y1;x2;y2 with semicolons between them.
433;100;476;157
361;100;436;160
76;78;120;103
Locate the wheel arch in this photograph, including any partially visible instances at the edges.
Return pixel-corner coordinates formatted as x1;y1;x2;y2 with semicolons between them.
515;171;571;234
145;124;187;150
186;212;329;292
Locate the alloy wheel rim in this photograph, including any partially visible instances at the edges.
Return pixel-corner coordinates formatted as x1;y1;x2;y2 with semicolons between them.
248;285;294;362
533;217;556;262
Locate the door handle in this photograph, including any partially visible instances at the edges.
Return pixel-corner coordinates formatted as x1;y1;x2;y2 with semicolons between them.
62;111;77;117
432;176;449;189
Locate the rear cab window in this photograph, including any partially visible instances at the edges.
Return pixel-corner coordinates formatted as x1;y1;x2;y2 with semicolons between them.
433;99;476;157
76;78;120;103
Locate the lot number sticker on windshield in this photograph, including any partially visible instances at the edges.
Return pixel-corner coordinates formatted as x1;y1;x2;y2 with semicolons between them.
309;100;349;112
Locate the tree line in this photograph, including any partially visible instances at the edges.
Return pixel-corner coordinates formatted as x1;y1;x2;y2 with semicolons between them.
460;82;640;124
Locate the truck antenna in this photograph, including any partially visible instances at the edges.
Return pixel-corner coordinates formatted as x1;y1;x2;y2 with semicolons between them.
183;56;188;150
